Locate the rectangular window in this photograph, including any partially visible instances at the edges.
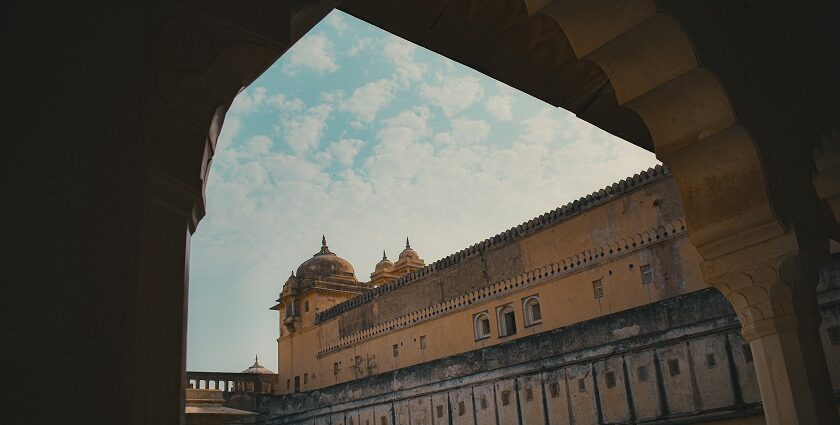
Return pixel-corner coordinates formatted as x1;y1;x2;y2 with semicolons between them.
304;300;309;312
436;405;444;418
578;379;586;393
828;326;840;345
640;264;654;284
668;359;681;376
458;401;465;416
705;353;717;368
497;305;517;337
303;373;308;384
549;382;560;398
525;387;533;401
501;390;510;406
637;366;648;382
480;396;488;410
294;376;300;392
286;379;290;390
743;343;754;362
334;362;340;376
605;371;616;388
593;279;604;299
420;335;427;349
393;344;399;357
355;355;361;369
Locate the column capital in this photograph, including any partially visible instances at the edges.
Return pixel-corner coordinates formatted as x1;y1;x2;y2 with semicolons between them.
700;231;827;341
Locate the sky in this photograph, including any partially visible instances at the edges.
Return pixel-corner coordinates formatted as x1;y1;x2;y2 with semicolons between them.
186;10;659;373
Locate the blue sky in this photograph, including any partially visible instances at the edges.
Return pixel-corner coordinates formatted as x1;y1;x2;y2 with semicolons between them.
187;10;658;373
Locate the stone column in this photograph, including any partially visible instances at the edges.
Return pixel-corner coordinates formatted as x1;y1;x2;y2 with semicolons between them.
701;233;837;424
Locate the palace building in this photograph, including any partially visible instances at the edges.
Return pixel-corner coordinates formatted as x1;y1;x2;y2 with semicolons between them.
265;166;840;424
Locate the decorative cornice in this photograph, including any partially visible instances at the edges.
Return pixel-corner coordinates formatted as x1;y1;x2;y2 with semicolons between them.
316;165;672;323
316;218;686;356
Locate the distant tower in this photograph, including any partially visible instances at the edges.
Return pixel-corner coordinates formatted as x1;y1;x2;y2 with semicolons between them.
369;250;398;287
392;237;425;277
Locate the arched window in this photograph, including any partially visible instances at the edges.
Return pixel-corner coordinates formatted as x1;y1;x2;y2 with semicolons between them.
496;304;517;337
523;295;542;326
473;312;491;340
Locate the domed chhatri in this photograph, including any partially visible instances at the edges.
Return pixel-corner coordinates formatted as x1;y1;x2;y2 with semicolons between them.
398;237;419;260
241;355;275;375
295;235;357;283
375;251;394;272
370;238;425;287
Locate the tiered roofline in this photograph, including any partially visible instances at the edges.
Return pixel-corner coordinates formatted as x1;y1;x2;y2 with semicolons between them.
315;165;671;324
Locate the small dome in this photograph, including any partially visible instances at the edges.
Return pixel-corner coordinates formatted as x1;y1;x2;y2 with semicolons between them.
398;237;420;260
241;356;275;374
375;251;394;272
295;236;356;281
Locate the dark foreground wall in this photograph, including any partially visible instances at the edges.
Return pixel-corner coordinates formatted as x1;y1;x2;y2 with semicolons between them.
254;262;840;425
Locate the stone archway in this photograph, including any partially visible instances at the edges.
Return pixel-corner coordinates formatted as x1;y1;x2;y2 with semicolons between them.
143;1;838;423
6;1;838;424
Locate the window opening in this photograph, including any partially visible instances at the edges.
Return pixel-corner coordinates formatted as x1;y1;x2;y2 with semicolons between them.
593;279;604;299
640;264;654;284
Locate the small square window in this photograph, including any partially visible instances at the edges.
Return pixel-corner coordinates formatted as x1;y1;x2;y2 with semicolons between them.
393;344;399;357
420;335;427;349
480;396;488;410
668;359;681;376
458;401;465;416
525;387;533;401
593;279;604;298
828;326;840;345
578;379;586;393
436;405;444;418
549;382;560;398
743;343;754;363
637;366;648;382
501;390;511;406
640;264;654;284
605;371;616;388
705;353;717;368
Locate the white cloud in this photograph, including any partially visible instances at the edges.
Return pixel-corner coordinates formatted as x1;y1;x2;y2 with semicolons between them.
341;79;396;124
329;139;365;166
284;33;339;75
229;87;267;114
433;117;490;146
326;12;348;32
420;75;484;117
384;36;425;85
267;94;305;112
484;95;514;121
347;37;372;56
281;103;332;153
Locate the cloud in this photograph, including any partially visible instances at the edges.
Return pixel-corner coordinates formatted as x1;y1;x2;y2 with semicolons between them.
281;103;333;153
283;33;339;75
229;87;267;114
384;36;425;85
433;117;491;146
326;13;348;32
484;95;513;121
347;37;372;56
420;75;484;117
341;79;396;124
329;139;365;166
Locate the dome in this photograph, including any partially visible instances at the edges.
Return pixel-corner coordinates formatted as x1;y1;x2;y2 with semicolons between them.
398;237;420;260
295;236;356;281
241;356;275;374
375;251;394;272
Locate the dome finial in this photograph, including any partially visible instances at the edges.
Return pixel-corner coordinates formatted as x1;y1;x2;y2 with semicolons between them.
406;237;411;249
318;235;334;255
382;250;388;260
